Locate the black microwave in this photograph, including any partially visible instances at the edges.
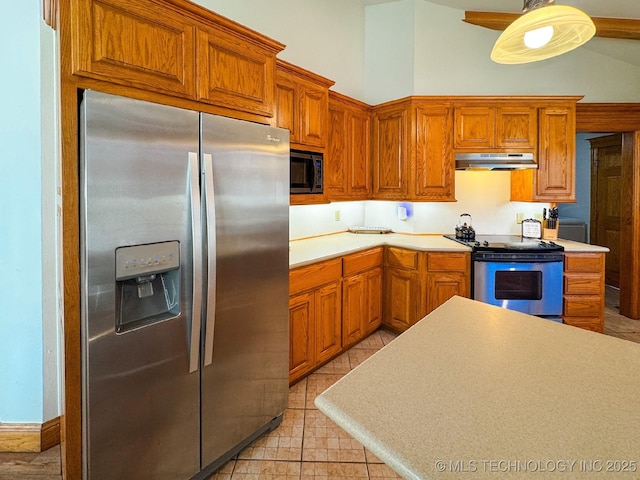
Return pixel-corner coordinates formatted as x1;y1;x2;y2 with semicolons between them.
290;149;323;194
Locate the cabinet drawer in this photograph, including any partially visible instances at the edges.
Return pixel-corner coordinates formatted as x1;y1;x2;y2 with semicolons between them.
290;258;342;295
343;247;383;276
563;295;603;317
427;252;469;272
386;247;418;270
564;253;604;273
562;317;603;333
564;274;602;295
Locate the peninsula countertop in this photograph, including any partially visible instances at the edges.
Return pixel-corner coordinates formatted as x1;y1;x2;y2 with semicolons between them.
289;232;609;268
315;296;639;479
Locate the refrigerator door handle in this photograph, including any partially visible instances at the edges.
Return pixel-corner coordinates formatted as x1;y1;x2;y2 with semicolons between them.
188;152;203;373
203;153;216;367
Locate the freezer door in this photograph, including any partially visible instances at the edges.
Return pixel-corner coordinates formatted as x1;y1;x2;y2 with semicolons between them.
200;113;290;467
80;90;200;480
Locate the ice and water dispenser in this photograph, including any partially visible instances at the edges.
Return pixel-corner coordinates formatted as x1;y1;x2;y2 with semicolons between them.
115;241;181;333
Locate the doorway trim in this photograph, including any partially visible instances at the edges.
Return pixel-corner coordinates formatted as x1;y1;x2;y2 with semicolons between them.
576;103;640;319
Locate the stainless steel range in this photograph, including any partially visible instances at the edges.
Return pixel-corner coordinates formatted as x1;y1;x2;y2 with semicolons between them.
444;235;564;320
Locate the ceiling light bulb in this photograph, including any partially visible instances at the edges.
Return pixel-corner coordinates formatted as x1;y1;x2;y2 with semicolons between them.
524;25;554;49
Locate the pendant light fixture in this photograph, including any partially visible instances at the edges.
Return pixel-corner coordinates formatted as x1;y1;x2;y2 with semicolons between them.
491;0;596;64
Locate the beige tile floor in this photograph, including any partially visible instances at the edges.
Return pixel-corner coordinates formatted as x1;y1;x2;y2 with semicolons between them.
3;291;640;480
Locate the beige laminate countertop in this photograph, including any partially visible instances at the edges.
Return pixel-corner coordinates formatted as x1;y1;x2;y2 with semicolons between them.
289;232;609;268
315;296;640;480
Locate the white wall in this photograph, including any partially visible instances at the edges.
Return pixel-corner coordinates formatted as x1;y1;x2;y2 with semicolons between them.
198;0;367;100
1;1;46;422
367;0;640;104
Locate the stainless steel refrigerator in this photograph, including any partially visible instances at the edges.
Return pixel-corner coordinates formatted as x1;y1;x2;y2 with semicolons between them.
79;90;290;479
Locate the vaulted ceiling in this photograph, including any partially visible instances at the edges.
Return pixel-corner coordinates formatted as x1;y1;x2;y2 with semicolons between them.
360;0;640;66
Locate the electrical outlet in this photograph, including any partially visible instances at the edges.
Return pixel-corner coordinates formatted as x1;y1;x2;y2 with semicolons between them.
516;212;524;224
334;210;341;222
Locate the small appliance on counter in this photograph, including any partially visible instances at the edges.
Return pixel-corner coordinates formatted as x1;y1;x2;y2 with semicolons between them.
454;213;475;241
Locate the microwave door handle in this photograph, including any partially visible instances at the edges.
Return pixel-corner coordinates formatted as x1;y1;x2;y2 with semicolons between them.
188;152;202;374
203;153;216;367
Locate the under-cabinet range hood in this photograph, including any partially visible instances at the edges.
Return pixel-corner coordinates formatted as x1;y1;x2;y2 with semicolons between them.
455;152;537;170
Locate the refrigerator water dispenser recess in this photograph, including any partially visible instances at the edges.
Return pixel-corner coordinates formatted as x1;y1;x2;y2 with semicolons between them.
115;241;181;333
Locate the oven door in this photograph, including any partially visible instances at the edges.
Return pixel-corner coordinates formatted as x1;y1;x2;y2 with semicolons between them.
473;256;563;316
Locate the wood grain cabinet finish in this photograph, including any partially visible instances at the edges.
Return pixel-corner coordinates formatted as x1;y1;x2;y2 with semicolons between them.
372;98;455;201
327;92;372;200
195;26;277;117
454;105;537;150
511;100;579;202
275;60;334;150
562;252;605;332
342;248;383;348
425;252;470;314
69;0;284;120
289;258;342;384
70;0;197;97
383;248;424;332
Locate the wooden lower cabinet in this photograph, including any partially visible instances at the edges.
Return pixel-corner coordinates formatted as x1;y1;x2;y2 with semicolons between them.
289;291;315;382
562;252;606;332
342;248;383;348
315;282;342;364
383;248;471;332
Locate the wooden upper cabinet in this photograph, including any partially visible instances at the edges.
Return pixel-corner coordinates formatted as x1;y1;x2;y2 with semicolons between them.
70;0;197;97
372;103;408;199
413;103;455;201
327;91;372;200
68;0;284;121
454;104;536;150
195;26;277;118
275;60;334;150
511;100;579;202
372;98;455;201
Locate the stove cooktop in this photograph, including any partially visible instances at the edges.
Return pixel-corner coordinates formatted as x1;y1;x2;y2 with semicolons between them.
443;234;564;252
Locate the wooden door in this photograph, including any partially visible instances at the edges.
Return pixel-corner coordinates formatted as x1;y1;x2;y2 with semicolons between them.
426;272;466;314
496;106;537;149
590;134;622;287
289;292;315;382
349;108;372;198
275;75;298;142
327;101;349;198
315;282;342;364
536;106;576;200
300;83;328;148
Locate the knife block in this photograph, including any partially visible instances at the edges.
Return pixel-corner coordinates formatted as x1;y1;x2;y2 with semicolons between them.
543;221;559;240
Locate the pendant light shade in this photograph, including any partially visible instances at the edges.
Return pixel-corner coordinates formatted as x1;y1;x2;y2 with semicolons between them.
491;1;596;64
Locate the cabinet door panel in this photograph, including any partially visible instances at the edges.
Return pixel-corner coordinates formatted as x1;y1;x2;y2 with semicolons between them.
327;104;348;197
384;268;420;331
427;272;468;314
373;109;407;198
315;282;342;364
349;110;372;197
342;274;365;348
496;107;537;148
196;27;275;117
365;267;383;334
454;107;495;148
300;85;328;147
275;76;298;141
536;106;575;200
414;106;454;200
73;0;196;97
289;292;315;382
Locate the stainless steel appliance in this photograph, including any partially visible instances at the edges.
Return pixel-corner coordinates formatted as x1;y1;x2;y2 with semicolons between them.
80;90;290;480
455;152;536;170
444;235;564;320
290;149;323;194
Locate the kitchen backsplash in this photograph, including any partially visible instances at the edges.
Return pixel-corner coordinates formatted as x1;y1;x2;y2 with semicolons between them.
290;171;550;240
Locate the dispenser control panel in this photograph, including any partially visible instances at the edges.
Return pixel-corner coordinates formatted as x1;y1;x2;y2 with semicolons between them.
115;241;180;281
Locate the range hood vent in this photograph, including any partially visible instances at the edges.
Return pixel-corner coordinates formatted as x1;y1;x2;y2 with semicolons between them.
455;152;537;170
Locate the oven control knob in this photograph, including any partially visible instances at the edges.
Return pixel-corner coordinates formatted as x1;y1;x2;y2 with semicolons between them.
474;241;480;247
483;241;489;247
